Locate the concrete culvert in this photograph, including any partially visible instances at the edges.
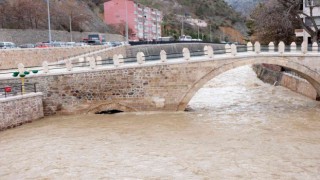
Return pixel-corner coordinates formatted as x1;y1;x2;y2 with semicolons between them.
95;110;124;114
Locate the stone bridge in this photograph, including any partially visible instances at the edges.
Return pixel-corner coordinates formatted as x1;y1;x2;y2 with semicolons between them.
1;42;320;115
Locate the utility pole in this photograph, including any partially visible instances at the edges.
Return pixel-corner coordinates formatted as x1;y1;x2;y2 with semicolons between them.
142;7;145;41
47;0;52;43
155;11;158;41
125;0;129;42
69;14;72;42
197;20;200;40
181;16;184;36
210;24;212;42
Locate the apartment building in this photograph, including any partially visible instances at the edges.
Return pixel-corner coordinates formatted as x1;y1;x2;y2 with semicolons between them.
295;0;320;42
104;0;162;41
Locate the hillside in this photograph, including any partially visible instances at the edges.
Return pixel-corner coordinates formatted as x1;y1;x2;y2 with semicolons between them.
225;0;265;16
0;0;108;32
0;0;246;42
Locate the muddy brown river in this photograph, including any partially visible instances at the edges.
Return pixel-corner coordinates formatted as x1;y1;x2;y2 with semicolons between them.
1;66;320;179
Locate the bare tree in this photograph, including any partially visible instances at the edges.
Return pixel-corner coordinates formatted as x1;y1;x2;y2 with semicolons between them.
0;0;46;29
278;0;320;42
250;0;297;44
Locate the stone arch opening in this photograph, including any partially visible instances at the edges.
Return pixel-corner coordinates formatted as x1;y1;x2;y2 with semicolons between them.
87;102;136;114
177;57;320;111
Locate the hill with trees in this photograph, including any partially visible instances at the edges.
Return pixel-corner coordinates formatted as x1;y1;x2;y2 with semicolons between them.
0;0;247;42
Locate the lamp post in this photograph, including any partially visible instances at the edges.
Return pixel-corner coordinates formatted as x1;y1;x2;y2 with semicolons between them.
155;11;158;41
69;13;83;42
210;24;212;42
181;15;184;36
47;0;52;43
197;21;200;40
125;0;129;42
69;14;73;42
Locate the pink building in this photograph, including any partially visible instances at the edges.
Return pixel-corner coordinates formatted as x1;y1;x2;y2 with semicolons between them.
104;0;162;41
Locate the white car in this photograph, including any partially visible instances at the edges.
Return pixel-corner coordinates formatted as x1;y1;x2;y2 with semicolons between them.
0;42;17;49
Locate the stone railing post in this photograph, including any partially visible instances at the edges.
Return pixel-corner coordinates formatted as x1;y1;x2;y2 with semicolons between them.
312;42;318;53
18;63;25;74
65;59;73;71
42;61;49;73
268;42;275;52
113;54;120;67
231;44;237;56
85;57;91;67
118;54;124;65
96;56;102;65
89;57;96;69
78;57;85;66
290;42;297;52
182;48;190;60
225;44;231;54
247;42;253;52
278;41;285;54
204;46;208;56
301;41;308;54
160;50;167;62
207;46;214;58
254;41;261;54
137;52;145;64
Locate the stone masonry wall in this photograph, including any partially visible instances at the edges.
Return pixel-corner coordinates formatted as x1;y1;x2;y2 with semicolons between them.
0;29;124;45
0;92;44;131
253;64;317;99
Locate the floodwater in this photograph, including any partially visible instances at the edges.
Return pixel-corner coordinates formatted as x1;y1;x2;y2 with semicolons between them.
1;66;320;179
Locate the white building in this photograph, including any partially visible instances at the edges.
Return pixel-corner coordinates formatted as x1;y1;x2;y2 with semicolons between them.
295;0;320;42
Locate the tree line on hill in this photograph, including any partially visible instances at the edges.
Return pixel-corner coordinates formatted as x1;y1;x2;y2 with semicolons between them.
0;0;108;32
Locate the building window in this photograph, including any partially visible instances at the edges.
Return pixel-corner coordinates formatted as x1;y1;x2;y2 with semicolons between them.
305;16;320;26
306;0;320;6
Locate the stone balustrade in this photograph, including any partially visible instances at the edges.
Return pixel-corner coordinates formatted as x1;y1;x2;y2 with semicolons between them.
4;41;320;77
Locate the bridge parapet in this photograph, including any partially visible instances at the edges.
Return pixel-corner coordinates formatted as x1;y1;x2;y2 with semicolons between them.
1;41;320;79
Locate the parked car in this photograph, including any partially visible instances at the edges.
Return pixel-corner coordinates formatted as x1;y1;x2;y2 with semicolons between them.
65;42;76;47
75;42;88;47
19;43;35;48
35;42;52;48
51;41;66;47
87;40;102;45
179;35;192;41
0;42;17;49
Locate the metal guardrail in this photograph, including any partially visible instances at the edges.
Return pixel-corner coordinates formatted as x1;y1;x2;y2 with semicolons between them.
128;41;227;46
0;83;37;98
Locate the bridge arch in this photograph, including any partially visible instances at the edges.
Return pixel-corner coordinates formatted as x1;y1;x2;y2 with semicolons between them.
177;56;320;111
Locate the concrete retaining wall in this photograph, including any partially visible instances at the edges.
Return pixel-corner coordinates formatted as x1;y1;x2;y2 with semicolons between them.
0;46;108;70
0;92;44;131
0;29;124;45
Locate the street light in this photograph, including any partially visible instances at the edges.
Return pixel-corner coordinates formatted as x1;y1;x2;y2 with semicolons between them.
69;13;83;42
197;20;200;40
47;0;52;43
125;0;129;42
